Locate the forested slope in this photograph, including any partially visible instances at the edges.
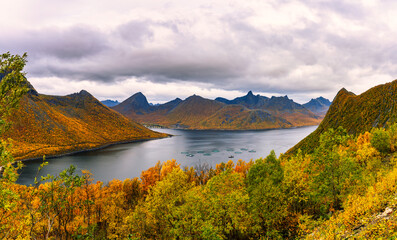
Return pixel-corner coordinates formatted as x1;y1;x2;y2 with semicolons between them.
4;123;397;239
3;84;166;160
289;80;397;154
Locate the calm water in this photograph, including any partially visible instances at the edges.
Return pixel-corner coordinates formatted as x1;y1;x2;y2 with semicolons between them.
17;126;317;185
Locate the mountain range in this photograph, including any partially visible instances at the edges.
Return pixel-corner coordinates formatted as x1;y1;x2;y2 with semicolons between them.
4;82;166;160
289;79;397;154
111;91;330;130
101;99;120;107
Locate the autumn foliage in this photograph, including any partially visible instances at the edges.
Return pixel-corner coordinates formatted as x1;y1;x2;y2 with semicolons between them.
3;88;167;160
4;53;397;238
2;123;397;239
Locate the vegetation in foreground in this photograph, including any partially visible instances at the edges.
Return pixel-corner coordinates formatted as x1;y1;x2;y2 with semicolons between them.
2;53;397;239
3;124;397;239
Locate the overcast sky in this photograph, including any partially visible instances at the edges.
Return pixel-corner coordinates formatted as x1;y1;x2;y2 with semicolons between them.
1;0;397;104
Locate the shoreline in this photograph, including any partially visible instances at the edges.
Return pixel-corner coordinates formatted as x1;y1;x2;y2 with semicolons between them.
18;135;171;163
153;124;319;132
15;125;319;163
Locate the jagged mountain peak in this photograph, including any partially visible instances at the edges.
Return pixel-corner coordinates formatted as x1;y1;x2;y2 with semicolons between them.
101;99;120;107
317;96;331;104
185;94;205;101
121;92;151;108
79;90;91;96
131;92;147;99
68;89;95;100
303;96;332;117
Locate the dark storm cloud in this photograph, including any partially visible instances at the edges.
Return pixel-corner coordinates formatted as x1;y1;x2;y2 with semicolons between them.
3;0;397;99
18;18;252;84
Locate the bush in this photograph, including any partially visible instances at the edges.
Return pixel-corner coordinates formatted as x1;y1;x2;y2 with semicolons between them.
371;128;391;153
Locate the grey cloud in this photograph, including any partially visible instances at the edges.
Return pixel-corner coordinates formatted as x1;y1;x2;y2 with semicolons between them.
117;20;155;47
23;18;252;83
0;26;108;60
39;26;108;59
5;0;397;100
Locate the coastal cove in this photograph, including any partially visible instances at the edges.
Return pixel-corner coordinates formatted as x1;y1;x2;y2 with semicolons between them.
17;126;317;185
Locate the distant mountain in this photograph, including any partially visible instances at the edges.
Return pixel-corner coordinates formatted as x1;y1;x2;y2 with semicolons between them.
216;92;321;126
113;94;182;123
166;95;225;128
289;80;397;154
200;105;292;130
113;92;153;115
113;91;322;130
215;91;269;108
101;99;119;107
5;82;166;160
303;97;332;116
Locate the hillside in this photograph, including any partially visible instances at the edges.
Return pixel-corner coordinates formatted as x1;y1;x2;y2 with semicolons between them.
165;95;225;128
303;96;332;116
216;92;322;126
113;91;322;130
113;93;182;124
4;83;167;160
290;80;397;154
199;104;292;129
5;114;397;239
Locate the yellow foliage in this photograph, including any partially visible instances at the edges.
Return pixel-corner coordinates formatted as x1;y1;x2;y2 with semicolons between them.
3;92;167;160
160;159;180;180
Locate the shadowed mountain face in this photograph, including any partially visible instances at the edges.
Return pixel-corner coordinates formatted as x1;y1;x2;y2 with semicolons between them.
113;91;322;130
113;92;153;115
289;80;397;154
215;91;269;109
112;93;182;123
216;92;321;126
303;97;332;117
101;99;119;107
4;82;166;160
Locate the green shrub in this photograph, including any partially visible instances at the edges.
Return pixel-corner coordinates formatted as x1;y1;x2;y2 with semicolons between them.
371;128;391;153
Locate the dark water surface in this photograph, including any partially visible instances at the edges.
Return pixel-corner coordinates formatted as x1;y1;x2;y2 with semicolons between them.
17;126;317;185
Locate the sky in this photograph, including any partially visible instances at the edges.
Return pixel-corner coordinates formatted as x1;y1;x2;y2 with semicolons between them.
1;0;397;104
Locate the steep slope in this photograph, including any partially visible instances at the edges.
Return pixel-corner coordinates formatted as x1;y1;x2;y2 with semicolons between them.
303;97;332;116
262;95;321;126
5;84;167;160
216;92;322;127
113;96;182;124
101;99;119;107
165;95;225;128
199;104;292;129
290;80;397;154
112;92;153;118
